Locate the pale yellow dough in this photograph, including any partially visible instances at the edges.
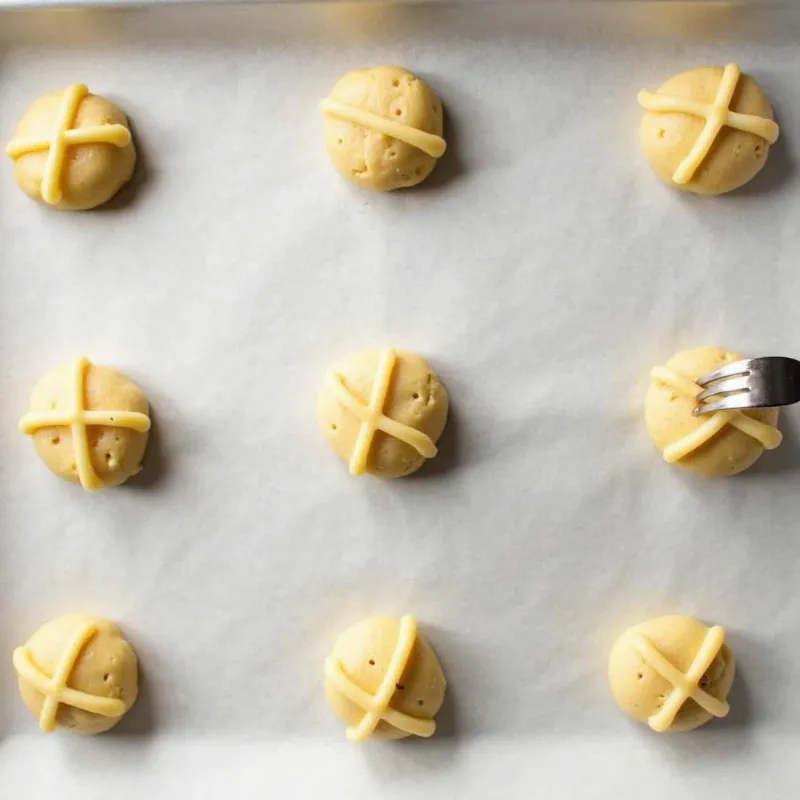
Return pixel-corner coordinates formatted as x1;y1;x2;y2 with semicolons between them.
14;614;138;735
325;615;446;742
322;65;446;192
645;346;781;476
318;348;448;478
6;84;136;210
19;357;151;491
639;64;778;195
609;615;734;733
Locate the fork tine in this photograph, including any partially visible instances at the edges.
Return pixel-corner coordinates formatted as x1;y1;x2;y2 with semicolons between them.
694;392;757;416
695;358;753;388
695;376;752;404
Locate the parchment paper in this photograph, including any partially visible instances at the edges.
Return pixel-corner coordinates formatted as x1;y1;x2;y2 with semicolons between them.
1;3;800;797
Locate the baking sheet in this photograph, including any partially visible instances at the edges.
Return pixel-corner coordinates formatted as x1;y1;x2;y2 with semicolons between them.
2;2;800;797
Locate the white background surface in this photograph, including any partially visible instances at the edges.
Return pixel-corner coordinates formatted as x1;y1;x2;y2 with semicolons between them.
1;2;800;797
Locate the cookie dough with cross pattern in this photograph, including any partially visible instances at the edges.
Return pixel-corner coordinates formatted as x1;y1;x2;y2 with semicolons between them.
609;615;734;733
638;64;779;196
6;83;136;210
13;614;139;735
645;346;781;476
325;615;446;742
19;357;151;491
318;348;449;478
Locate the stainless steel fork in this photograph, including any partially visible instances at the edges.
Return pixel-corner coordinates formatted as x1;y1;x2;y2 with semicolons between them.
694;357;800;416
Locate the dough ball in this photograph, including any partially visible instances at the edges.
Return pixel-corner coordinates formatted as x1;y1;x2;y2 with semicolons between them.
325;616;446;741
14;614;138;735
21;357;150;490
322;65;445;192
645;346;780;476
609;615;734;732
7;84;136;210
640;65;776;195
318;348;448;478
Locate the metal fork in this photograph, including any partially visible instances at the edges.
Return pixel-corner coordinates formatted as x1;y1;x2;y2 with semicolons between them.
694;356;800;416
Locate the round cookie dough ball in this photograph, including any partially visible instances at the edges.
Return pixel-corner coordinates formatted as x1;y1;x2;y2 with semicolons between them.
13;614;139;734
318;348;449;478
6;83;136;210
325;615;446;741
639;64;778;195
321;65;446;192
609;615;734;733
19;357;151;491
645;346;781;477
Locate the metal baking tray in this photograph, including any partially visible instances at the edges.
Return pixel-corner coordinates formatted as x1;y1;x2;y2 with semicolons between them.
2;2;800;798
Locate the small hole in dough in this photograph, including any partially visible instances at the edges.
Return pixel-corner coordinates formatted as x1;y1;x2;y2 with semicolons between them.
331;424;337;431
417;699;424;707
51;436;60;445
388;151;396;159
396;683;405;691
105;452;112;461
412;393;420;400
395;109;402;117
658;129;666;139
109;416;115;422
114;435;120;442
401;174;410;182
637;673;643;680
369;659;376;666
414;167;422;176
669;395;678;403
104;673;111;682
337;138;343;146
393;79;400;87
70;463;77;472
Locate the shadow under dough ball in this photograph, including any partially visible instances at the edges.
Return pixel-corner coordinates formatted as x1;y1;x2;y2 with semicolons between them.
645;345;781;476
321;65;446;191
19;356;151;490
609;615;734;733
13;614;139;735
638;64;779;195
6;83;136;210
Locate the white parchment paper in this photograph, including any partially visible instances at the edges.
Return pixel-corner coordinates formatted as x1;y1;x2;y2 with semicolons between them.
1;3;800;797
